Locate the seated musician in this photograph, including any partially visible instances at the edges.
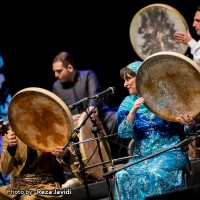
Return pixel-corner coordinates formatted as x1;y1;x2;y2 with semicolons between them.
52;51;119;188
113;61;196;200
0;126;71;200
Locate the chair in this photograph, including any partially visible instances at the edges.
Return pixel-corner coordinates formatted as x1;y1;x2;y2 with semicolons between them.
185;159;200;187
127;138;135;156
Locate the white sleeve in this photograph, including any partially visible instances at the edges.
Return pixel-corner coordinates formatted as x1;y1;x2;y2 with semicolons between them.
188;39;200;66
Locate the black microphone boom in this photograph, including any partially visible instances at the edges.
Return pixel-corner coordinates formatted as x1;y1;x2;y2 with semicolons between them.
68;97;89;111
91;87;116;99
68;87;116;111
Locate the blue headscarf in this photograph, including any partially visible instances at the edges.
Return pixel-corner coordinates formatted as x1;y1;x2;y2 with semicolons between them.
127;61;143;73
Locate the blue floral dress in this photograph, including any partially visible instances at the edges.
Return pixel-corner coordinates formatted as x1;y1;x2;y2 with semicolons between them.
114;94;188;200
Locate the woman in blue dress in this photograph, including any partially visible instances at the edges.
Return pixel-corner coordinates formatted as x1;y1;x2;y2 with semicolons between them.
114;61;196;200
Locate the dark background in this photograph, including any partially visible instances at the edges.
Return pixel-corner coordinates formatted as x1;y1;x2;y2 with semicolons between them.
0;0;199;108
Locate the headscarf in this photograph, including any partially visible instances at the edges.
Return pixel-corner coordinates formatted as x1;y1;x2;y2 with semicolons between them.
127;61;143;73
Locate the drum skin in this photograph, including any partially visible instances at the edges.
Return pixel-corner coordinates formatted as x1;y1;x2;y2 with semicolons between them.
8;87;74;152
129;3;188;60
136;51;200;122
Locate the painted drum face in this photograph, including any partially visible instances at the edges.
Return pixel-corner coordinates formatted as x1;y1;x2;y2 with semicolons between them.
130;3;188;60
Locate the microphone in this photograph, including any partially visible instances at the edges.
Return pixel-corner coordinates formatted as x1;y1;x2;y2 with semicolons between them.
68;97;89;111
68;87;116;111
91;87;116;99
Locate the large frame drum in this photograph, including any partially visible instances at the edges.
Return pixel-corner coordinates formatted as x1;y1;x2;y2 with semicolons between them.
130;3;188;60
8;87;74;152
136;51;200;122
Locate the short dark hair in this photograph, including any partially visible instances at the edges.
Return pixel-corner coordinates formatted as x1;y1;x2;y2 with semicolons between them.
120;67;136;79
53;51;74;68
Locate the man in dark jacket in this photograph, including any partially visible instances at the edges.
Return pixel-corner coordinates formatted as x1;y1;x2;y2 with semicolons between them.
52;51;118;188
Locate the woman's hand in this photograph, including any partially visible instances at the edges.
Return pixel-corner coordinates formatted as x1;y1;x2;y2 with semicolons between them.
131;97;145;113
178;114;196;128
127;97;145;124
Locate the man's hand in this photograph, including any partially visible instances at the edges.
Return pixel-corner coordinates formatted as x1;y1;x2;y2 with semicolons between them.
8;131;18;148
174;30;192;44
51;146;70;157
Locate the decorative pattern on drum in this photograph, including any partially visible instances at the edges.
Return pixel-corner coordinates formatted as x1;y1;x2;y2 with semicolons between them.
136;51;200;122
8;87;74;152
129;3;188;60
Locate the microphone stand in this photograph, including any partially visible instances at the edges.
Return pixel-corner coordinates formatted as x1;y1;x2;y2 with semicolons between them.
72;138;91;200
71;137;142;169
72;131;136;159
102;134;200;199
62;109;96;200
90;117;114;200
88;97;116;200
